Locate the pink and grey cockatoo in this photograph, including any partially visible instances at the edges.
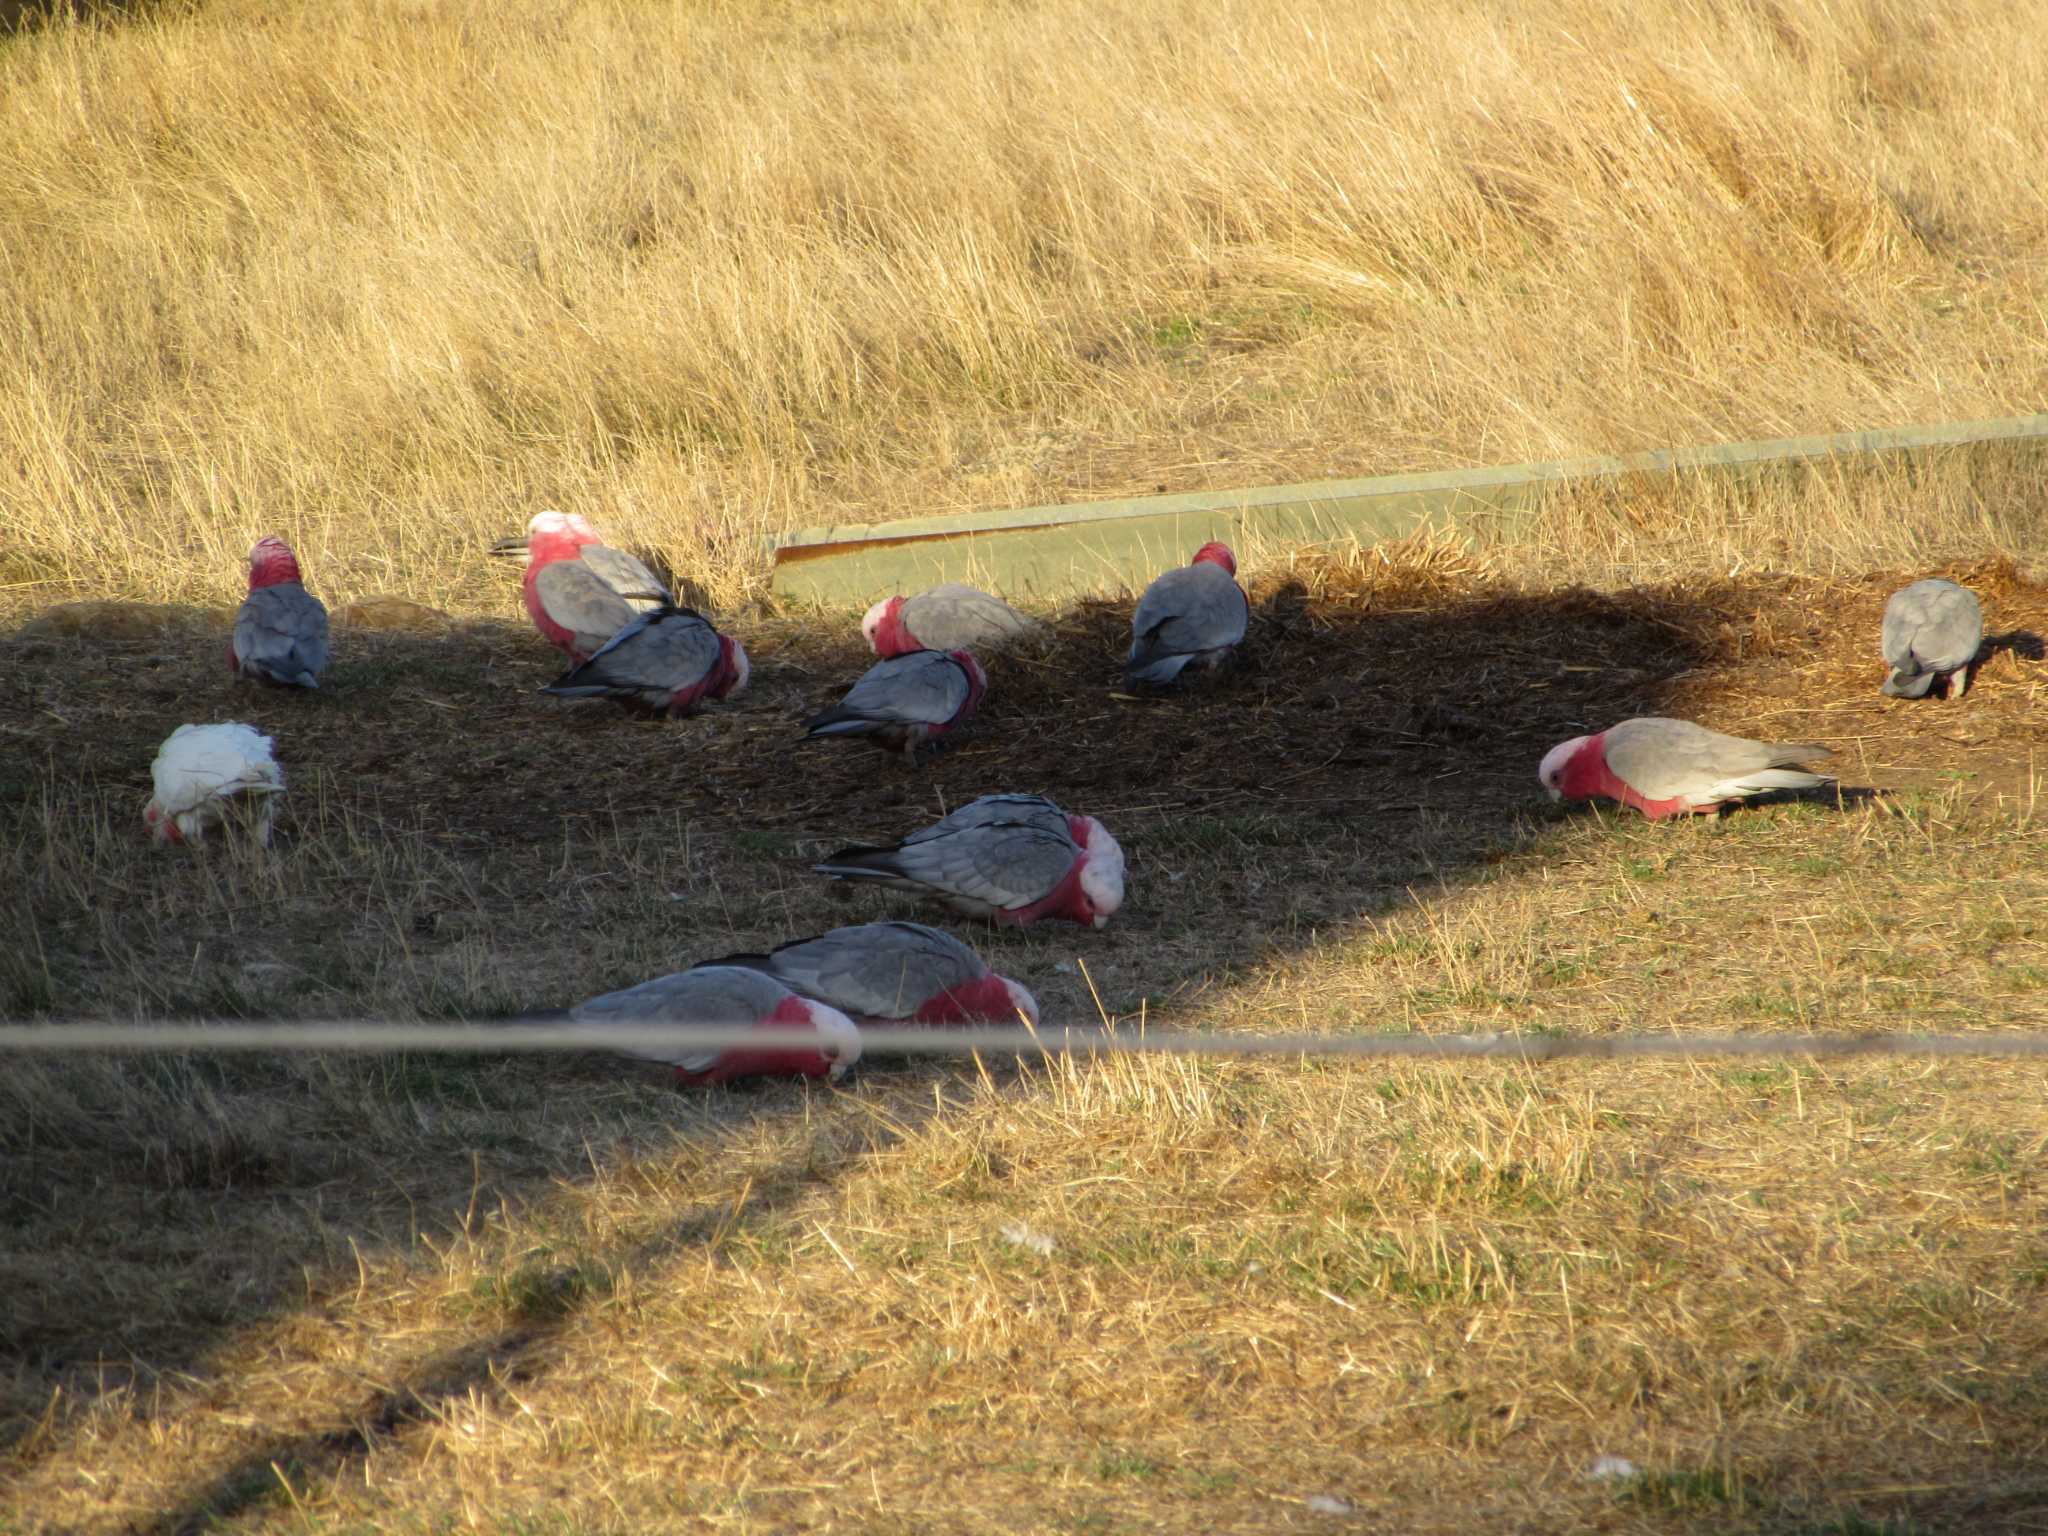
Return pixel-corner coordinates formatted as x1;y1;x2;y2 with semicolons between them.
1539;717;1835;820
862;583;1042;659
803;649;987;755
570;964;861;1087
142;722;286;845
521;511;663;662
1125;542;1249;687
230;536;330;689
814;793;1126;927
712;921;1040;1028
1881;578;1983;700
541;606;749;716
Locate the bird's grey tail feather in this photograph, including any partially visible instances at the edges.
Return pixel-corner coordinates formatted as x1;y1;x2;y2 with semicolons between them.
1881;667;1937;699
1740;769;1836;794
813;847;906;880
1123;652;1194;687
803;711;875;737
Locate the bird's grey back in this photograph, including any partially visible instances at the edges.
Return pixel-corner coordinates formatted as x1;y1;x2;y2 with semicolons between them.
573;608;721;690
572;964;788;1025
839;652;970;722
1604;717;1830;799
903;584;1039;650
579;545;673;608
236;584;330;681
1882;579;1982;678
913;794;1068;843
890;818;1078;908
762;921;986;1018
1128;563;1248;664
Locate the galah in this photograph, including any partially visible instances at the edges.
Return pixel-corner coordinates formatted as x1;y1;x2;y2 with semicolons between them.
1539;717;1835;820
542;606;749;716
569;964;861;1086
143;722;286;845
863;583;1042;659
230;536;330;689
1125;542;1249;687
1881;578;1983;700
714;921;1040;1028
803;649;987;755
814;793;1125;927
521;510;641;662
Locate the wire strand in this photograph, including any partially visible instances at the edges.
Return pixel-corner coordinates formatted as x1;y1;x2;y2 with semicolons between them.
2;1021;2045;1061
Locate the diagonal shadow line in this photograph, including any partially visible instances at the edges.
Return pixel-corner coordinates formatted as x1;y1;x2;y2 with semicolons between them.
129;1085;944;1536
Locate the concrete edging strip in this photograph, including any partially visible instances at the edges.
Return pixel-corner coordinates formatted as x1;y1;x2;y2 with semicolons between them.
769;414;2048;605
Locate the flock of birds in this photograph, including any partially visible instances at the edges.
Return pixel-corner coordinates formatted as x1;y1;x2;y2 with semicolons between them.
137;512;1991;1084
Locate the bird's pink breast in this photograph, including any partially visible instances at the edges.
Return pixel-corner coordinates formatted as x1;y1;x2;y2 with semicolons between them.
914;974;1016;1025
1565;737;1694;819
673;994;838;1085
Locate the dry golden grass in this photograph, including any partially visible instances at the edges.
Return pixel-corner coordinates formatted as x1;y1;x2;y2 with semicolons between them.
6;0;2048;1531
4;0;2048;614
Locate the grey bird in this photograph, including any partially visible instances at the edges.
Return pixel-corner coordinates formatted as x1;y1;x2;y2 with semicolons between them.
569;964;860;1086
814;793;1125;927
1540;717;1835;820
803;649;987;755
231;536;330;689
863;583;1043;658
1125;541;1249;687
1881;578;1983;700
709;921;1039;1027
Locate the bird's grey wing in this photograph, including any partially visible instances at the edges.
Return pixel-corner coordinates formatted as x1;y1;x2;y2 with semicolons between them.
1128;566;1247;663
578;545;673;608
534;561;636;650
905;584;1039;649
236;586;329;683
765;922;983;1018
572;966;786;1069
557;609;719;693
1916;582;1984;670
1607;718;1828;799
1880;592;1923;675
885;822;1077;910
836;653;968;725
917;794;1068;841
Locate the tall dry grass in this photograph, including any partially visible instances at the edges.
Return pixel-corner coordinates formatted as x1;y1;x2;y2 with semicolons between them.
2;0;2045;615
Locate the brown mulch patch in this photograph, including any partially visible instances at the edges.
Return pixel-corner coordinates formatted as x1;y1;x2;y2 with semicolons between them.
2;554;2042;856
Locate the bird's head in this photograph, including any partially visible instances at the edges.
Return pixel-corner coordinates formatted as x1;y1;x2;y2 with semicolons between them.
247;536;302;590
861;596;907;655
1191;542;1237;576
141;799;179;843
716;636;751;699
1073;816;1126;928
1538;735;1593;802
525;511;584;567
798;998;863;1080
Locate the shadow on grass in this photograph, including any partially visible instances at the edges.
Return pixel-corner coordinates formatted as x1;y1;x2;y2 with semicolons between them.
1;560;2039;1527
